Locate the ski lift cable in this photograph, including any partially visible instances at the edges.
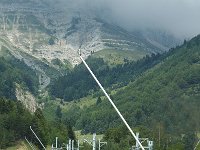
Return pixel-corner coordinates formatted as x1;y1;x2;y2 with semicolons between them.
78;49;145;150
30;126;46;150
25;136;36;150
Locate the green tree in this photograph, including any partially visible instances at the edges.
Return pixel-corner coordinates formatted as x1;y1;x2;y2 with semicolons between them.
96;97;102;105
67;123;76;141
48;37;55;45
183;131;196;150
31;109;49;149
55;105;62;120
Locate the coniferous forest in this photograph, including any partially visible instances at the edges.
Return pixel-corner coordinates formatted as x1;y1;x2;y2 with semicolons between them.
0;1;200;149
50;35;200;149
0;29;200;150
0;56;73;149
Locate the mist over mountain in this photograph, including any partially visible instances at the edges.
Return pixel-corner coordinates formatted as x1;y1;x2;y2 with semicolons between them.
2;0;200;39
46;0;200;39
1;0;182;68
1;1;200;149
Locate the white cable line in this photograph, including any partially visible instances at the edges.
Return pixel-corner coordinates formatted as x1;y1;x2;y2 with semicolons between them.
194;138;200;150
25;136;36;150
30;126;46;150
79;49;145;150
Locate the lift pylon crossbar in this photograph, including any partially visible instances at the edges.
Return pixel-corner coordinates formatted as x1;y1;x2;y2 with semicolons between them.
79;49;145;150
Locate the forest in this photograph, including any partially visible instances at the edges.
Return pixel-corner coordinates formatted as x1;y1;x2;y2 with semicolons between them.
0;34;200;149
0;98;76;149
56;35;200;149
0;56;38;99
49;50;172;101
0;55;75;149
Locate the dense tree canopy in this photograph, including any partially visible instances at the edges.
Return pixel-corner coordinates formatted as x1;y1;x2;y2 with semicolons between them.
62;35;200;149
0;49;76;149
50;52;168;101
0;98;73;149
0;57;39;99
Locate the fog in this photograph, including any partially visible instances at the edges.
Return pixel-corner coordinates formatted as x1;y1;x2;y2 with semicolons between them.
48;0;200;39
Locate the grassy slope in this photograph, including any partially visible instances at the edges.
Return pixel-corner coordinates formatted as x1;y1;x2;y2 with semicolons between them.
43;95;102;121
6;141;31;150
75;130;103;144
113;38;200;129
93;49;147;66
118;36;200;130
43;82;125;122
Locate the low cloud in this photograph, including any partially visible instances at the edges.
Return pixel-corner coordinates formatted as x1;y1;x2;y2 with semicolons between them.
48;0;200;39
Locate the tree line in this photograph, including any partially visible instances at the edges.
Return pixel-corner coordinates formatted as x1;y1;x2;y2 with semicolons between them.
49;51;170;101
0;56;39;99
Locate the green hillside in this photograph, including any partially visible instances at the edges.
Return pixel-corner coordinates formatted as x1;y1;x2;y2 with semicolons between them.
0;50;39;99
0;97;74;149
0;48;74;149
49;50;169;101
92;49;147;66
59;35;200;149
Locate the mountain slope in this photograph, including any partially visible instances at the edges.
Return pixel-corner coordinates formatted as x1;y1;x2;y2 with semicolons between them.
60;35;200;148
49;51;170;101
0;51;39;100
0;0;181;67
0;98;71;149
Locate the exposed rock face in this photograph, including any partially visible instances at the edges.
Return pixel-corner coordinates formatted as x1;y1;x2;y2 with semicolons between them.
0;1;181;113
0;1;105;66
15;84;42;113
0;0;180;67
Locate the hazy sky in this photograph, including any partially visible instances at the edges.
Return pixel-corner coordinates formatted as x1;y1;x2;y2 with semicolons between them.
49;0;200;39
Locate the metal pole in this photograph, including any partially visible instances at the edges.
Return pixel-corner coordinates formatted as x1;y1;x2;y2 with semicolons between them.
98;139;107;150
77;140;80;150
56;137;58;149
99;139;100;150
69;139;71;150
72;140;74;150
136;133;139;150
93;133;96;150
149;141;153;150
30;126;46;150
79;49;145;150
25;136;36;150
